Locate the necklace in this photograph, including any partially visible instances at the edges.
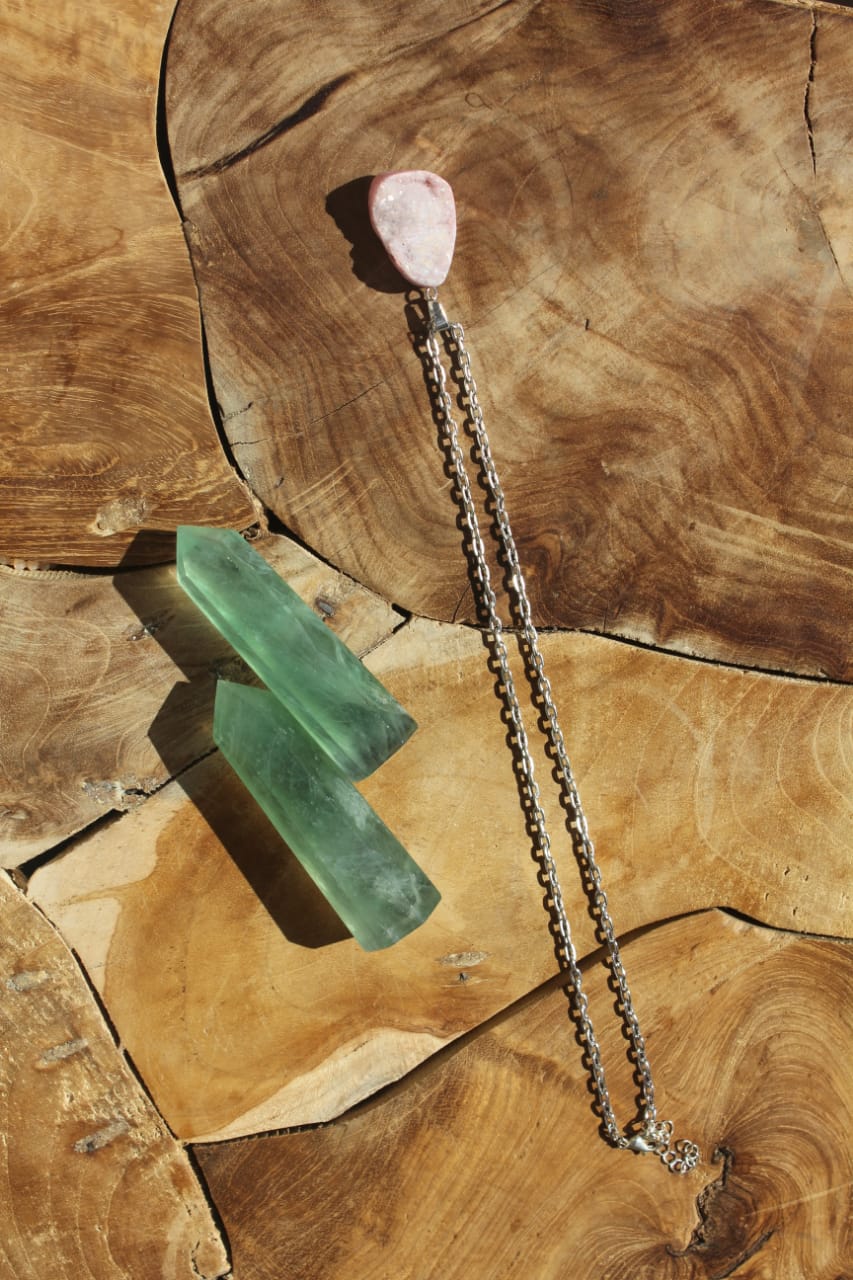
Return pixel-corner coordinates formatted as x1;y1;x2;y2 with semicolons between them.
370;170;700;1175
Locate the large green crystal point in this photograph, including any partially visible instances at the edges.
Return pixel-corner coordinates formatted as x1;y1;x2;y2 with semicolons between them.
176;525;416;780
213;681;440;950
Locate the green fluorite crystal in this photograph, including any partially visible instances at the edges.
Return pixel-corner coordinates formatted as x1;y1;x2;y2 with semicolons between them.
213;681;440;950
176;525;416;780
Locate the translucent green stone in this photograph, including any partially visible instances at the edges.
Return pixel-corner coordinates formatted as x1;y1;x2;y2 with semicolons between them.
176;526;416;780
213;681;440;950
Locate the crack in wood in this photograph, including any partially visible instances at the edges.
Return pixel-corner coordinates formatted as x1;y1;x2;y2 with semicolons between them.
772;146;850;304
306;380;387;426
813;204;851;296
670;1145;777;1278
670;1145;735;1257
803;12;818;173
177;0;542;187
575;624;853;687
710;1229;776;1279
220;401;254;424
767;0;853;10
183;74;351;180
719;904;853;946
450;580;474;624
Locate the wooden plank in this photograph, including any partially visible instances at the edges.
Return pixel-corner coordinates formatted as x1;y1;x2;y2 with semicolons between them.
194;910;853;1280
28;619;853;1140
0;871;227;1279
0;0;254;568
0;535;403;866
167;0;853;676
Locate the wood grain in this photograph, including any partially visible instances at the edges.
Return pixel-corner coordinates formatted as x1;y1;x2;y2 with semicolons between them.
0;871;227;1279
195;910;853;1280
0;536;402;866
167;0;853;677
28;617;853;1141
769;1;853;13
0;0;254;568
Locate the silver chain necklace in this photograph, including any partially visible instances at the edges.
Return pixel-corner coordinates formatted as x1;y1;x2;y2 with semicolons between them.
367;169;699;1174
420;291;699;1176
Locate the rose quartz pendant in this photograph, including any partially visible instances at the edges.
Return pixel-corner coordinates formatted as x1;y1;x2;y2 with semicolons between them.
368;170;456;288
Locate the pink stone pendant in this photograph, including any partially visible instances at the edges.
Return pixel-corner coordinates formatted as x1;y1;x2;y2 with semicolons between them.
368;170;456;289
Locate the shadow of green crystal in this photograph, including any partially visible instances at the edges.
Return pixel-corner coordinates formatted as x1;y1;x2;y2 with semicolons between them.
214;681;439;951
176;525;416;781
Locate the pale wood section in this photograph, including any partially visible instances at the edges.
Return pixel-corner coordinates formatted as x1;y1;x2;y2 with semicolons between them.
769;1;853;13
28;618;853;1140
196;911;853;1280
0;535;402;867
0;0;254;568
810;9;853;286
167;0;853;677
0;872;227;1280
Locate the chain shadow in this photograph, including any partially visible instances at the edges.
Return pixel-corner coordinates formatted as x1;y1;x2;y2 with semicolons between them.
113;533;351;948
406;295;651;1146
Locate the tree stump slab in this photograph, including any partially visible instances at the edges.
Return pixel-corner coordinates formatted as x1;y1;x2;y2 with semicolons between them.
4;0;852;1269
28;615;853;1140
0;537;402;866
167;0;853;676
0;872;228;1279
195;910;853;1280
0;0;255;568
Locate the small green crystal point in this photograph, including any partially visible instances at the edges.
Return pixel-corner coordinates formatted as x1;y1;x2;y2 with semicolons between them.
176;526;416;780
213;681;440;950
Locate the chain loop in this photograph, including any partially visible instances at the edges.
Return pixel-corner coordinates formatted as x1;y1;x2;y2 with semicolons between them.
421;306;698;1175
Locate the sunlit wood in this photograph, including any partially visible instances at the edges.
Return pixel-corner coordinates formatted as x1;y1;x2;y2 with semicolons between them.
29;613;853;1140
0;873;227;1278
168;0;853;676
0;0;254;567
196;911;853;1279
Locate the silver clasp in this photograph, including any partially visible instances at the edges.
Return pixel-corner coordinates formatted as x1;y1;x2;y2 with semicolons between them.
627;1134;657;1154
627;1120;701;1174
427;296;451;333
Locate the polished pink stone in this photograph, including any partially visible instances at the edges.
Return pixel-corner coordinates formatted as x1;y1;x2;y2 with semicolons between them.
368;170;456;288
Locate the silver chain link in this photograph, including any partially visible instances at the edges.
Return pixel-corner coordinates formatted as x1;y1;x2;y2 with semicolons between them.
421;293;699;1175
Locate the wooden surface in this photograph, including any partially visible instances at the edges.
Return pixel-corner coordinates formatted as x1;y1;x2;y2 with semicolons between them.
0;538;401;866
0;0;254;568
28;615;853;1141
168;0;853;677
0;871;227;1279
196;911;853;1280
2;0;851;1273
